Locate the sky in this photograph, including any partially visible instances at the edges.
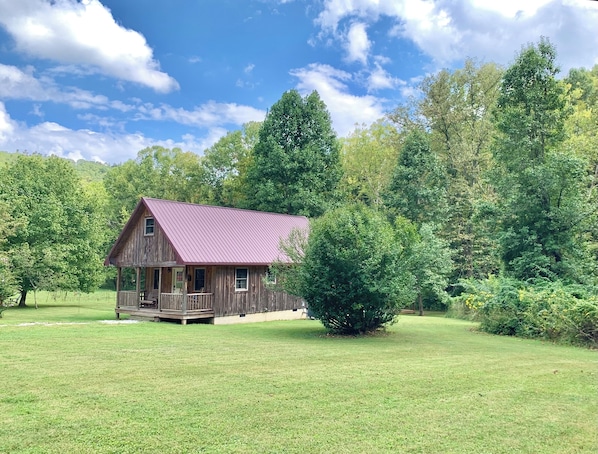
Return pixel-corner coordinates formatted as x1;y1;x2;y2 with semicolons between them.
0;0;597;164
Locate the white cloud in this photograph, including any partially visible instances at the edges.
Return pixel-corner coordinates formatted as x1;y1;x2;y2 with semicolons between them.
137;101;266;129
244;63;256;74
367;63;402;91
315;0;598;72
290;63;385;136
0;0;179;93
345;22;370;64
0;103;222;163
0;63;136;111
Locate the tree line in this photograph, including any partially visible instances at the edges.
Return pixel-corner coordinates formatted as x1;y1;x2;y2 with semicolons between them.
1;39;596;341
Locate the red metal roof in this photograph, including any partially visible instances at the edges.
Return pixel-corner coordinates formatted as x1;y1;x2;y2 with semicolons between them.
115;198;309;266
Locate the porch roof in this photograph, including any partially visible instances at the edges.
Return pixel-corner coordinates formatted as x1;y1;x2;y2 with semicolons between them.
107;198;309;266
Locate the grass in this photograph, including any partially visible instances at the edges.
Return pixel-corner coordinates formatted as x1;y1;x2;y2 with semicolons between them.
1;292;597;453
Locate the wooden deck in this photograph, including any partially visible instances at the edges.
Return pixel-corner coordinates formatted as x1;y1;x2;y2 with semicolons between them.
116;291;215;325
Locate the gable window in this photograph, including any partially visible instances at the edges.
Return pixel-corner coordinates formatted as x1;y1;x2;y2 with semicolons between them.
194;268;206;292
144;217;155;236
235;268;248;291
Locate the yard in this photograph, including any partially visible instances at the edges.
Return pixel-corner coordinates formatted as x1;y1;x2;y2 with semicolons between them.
1;291;596;453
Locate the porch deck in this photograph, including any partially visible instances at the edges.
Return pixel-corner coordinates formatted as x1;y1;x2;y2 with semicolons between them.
116;290;215;325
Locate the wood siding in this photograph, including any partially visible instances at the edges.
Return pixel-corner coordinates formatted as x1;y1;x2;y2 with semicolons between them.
110;209;177;267
210;266;304;317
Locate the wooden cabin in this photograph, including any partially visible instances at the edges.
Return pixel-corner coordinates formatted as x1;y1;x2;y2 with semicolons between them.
105;197;309;325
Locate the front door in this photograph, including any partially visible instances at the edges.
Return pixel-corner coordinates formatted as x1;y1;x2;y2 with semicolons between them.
172;267;184;294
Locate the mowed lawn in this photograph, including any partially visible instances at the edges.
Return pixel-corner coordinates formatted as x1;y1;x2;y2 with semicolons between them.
1;292;596;453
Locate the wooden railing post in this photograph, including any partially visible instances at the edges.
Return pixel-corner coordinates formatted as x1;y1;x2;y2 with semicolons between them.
158;267;162;311
135;267;141;310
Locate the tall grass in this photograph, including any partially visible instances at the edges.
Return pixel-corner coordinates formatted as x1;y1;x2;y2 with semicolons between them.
1;292;596;453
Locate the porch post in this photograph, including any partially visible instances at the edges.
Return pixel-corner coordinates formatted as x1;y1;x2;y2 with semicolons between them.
116;266;121;319
135;267;141;310
182;265;188;315
157;267;163;311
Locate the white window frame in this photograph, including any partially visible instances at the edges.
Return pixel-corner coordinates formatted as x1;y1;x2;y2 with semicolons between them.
265;268;276;284
144;217;155;236
235;268;248;291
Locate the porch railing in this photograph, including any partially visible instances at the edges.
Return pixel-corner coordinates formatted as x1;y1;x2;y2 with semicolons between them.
187;293;213;311
160;293;214;312
117;291;139;308
117;291;213;313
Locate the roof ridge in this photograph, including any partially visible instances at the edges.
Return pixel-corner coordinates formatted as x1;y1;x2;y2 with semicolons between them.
143;197;309;219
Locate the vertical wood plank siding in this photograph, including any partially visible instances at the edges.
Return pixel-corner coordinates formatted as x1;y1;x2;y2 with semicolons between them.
211;266;303;317
111;209;176;267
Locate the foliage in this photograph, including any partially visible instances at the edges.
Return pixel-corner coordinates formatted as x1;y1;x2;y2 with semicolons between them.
453;276;598;346
200;121;260;207
384;129;447;226
388;60;502;279
405;223;453;315
0;155;106;306
244;90;342;217
103;146;204;228
491;38;596;282
277;204;415;334
339;120;402;206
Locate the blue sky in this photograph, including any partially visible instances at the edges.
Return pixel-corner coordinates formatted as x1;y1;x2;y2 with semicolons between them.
0;0;597;164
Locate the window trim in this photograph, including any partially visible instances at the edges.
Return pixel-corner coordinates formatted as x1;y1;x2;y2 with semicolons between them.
265;268;276;285
235;268;248;292
144;217;155;236
194;268;206;292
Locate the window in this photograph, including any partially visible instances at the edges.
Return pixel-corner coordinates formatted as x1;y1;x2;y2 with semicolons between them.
194;268;206;292
235;268;248;291
265;268;276;284
144;217;155;236
153;269;160;290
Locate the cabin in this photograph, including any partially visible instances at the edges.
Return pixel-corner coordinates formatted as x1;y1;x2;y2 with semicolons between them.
105;197;309;325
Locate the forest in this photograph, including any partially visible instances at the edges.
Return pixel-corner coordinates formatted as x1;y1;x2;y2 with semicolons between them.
1;40;597;343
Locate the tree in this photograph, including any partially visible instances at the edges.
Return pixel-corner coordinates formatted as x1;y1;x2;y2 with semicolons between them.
200;122;260;207
492;38;595;282
0;155;106;306
0;201;18;304
340;120;402;207
276;204;415;334
410;60;503;279
384;129;447;226
244;90;342;217
103;146;205;228
405;223;453;315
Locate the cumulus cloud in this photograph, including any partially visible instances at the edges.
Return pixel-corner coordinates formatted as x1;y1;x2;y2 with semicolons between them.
290;63;385;136
0;102;228;163
136;101;266;128
0;0;179;92
345;22;371;64
315;0;598;71
0;63;135;110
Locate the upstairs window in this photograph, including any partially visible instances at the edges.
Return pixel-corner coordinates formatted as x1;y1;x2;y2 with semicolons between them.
235;268;248;291
144;217;155;236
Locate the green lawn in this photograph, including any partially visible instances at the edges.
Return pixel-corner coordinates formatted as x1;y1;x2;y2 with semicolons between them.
1;292;596;453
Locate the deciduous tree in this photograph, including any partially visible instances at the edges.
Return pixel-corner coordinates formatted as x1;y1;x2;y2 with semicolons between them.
0;155;106;306
244;90;342;217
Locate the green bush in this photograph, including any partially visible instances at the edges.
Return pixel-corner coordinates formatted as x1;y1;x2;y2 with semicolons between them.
450;276;598;346
285;204;415;334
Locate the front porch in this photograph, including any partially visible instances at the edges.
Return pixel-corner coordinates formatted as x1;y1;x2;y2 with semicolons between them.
116;291;214;324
